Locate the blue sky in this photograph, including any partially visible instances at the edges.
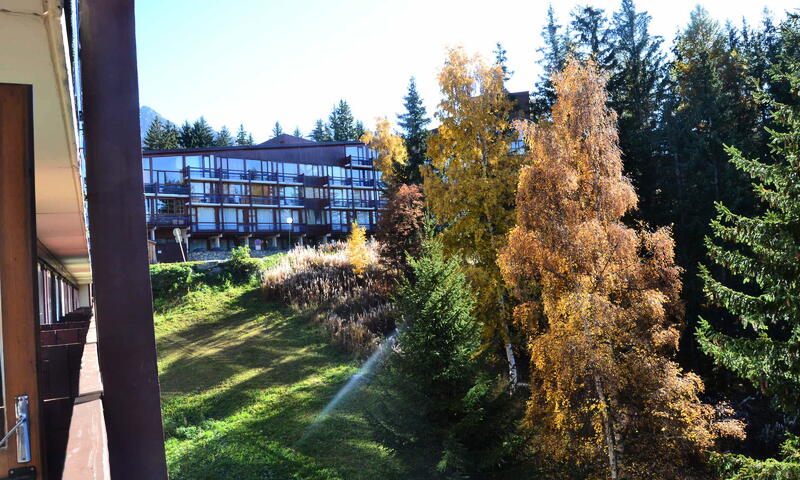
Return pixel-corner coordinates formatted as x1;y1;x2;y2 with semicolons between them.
135;0;796;142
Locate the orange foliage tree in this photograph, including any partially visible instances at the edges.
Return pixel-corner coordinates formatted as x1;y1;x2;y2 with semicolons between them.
498;59;743;479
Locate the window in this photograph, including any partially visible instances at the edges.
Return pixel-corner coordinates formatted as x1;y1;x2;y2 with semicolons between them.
151;156;183;171
346;145;366;159
185;156;202;168
280;186;300;198
227;158;245;171
246;159;262;172
305;209;325;224
357;211;370;226
156;198;185;215
283;163;299;175
195;207;216;230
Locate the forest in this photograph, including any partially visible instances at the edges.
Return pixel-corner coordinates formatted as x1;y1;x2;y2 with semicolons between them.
348;3;799;479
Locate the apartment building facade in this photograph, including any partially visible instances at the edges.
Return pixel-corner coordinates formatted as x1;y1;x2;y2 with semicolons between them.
143;135;388;255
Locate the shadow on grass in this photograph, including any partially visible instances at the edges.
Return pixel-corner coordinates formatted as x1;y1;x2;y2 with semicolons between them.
157;286;420;480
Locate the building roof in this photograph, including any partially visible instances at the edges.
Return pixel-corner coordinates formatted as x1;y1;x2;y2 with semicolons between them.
258;134;315;146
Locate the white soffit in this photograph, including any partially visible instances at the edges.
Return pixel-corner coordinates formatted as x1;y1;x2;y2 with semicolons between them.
0;0;91;284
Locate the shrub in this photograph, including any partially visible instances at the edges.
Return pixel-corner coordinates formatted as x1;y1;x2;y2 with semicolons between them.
262;243;391;357
221;245;263;284
150;262;197;302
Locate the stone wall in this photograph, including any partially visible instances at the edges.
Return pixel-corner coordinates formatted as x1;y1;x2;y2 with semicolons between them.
187;249;281;262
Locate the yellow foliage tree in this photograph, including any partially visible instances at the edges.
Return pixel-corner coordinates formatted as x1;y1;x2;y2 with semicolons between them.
346;220;369;276
361;117;408;188
422;46;523;385
498;59;743;479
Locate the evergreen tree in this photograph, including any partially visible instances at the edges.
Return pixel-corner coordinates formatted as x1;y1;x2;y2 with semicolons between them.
143;116;165;150
532;5;573;119
235;124;254;145
570;5;611;63
272;121;283;138
660;7;760;360
310;119;332;142
696;33;800;420
354;120;365;141
190;117;215;148
493;41;513;81
215;125;233;147
178;121;193;148
162;121;180;149
396;77;431;185
383;233;517;475
696;59;800;476
292;126;302;137
329;100;356;141
606;0;668;215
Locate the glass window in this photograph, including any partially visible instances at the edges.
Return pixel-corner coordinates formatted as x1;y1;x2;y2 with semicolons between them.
246;159;262;172
281;186;300;197
346;145;364;158
357;211;370;225
283;163;298;175
227;158;245;171
142;157;150;169
151;156;183;171
142;170;151;184
185;156;202;168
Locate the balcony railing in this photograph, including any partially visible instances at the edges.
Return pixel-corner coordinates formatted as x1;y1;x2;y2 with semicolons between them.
185;167;304;184
193;223;307;234
332;223;376;233
343;156;374;168
144;183;190;195
147;215;191;226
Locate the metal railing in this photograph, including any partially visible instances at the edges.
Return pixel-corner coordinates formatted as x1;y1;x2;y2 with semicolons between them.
144;183;190;195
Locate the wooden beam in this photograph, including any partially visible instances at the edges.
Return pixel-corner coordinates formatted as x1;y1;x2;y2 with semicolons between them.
78;1;168;478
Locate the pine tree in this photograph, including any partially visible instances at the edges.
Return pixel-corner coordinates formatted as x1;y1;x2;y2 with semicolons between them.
423;47;522;386
329;100;357;141
532;6;573;119
396;77;431;185
272;121;283;138
292;126;302;137
143;116;165;150
162;121;180;149
190;117;215;148
235;124;254;145
353;120;365;141
215;125;233;147
499;59;742;479
178;121;193;148
493;41;513;81
310;119;332;142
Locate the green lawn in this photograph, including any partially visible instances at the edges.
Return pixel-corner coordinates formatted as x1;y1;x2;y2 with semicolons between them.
155;284;435;480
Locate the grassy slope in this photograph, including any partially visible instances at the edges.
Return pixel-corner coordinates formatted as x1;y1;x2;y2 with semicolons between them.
155;284;435;480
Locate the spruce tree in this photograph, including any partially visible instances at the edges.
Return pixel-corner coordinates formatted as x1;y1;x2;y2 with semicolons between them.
606;0;667;216
178;121;193;148
396;77;430;185
143;116;165;150
696;40;800;419
310;119;332;142
292;126;302;137
329;100;356;141
532;5;573;119
215;125;233;147
272;121;283;138
235;124;253;145
190;117;215;148
354;120;365;141
493;41;513;81
696;64;800;477
162;121;180;149
570;5;611;62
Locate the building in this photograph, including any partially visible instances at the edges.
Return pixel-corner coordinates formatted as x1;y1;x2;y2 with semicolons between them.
143;134;388;258
1;1;166;478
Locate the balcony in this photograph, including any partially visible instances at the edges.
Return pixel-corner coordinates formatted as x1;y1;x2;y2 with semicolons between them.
303;175;329;187
193;223;307;234
343;156;374;168
147;215;191;227
143;183;189;195
351;178;375;188
280;197;302;207
185;166;219;179
302;198;330;209
332;223;376;233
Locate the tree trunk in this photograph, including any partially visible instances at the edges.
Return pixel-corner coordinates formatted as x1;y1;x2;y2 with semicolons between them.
593;373;618;480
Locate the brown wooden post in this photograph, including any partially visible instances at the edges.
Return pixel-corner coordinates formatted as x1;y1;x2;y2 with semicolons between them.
78;1;168;478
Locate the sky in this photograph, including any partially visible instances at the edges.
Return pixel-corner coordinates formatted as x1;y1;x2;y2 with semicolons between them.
135;0;796;142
